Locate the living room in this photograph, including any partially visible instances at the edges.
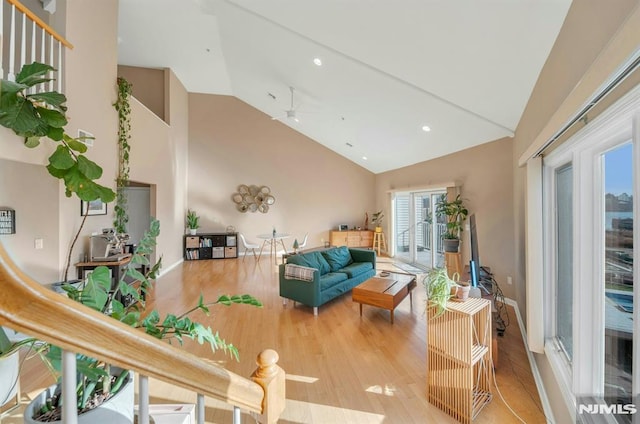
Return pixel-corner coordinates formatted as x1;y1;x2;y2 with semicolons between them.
1;1;639;423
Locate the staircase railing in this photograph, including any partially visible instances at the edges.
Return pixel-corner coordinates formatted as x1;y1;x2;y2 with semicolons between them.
0;242;285;423
1;0;71;89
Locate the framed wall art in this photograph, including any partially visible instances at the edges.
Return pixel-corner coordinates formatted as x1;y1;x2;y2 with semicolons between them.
80;200;107;216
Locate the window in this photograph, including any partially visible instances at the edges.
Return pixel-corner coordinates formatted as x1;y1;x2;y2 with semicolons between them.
555;164;573;362
542;86;638;421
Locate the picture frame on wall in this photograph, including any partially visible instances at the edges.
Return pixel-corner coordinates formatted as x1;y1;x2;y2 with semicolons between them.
81;200;107;216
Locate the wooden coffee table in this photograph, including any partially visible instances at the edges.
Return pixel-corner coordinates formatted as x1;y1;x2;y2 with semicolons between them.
352;272;417;323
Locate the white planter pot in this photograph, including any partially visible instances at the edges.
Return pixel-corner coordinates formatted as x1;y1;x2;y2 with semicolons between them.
24;371;134;424
188;228;197;235
0;351;19;408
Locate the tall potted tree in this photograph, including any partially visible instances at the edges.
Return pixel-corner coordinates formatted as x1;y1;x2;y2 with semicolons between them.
435;194;469;253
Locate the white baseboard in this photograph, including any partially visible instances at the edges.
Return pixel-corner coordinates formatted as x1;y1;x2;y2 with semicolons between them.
503;297;555;424
157;258;183;279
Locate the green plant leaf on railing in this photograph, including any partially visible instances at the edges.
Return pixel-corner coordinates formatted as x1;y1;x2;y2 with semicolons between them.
15;62;54;86
36;107;67;127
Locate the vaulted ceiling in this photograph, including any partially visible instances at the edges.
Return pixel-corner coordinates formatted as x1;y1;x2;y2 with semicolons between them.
117;0;572;173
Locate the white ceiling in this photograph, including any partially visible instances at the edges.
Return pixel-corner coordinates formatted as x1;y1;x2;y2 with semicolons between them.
117;0;572;174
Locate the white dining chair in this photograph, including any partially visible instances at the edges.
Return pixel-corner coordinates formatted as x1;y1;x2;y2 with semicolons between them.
240;234;261;261
298;233;309;250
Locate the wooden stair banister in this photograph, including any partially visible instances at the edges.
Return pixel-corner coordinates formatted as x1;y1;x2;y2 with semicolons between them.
0;243;284;421
5;0;73;49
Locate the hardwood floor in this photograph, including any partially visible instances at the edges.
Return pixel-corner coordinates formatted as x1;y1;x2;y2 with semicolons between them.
7;255;546;423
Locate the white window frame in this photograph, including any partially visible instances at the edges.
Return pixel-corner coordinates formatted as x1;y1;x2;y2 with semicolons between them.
541;83;640;420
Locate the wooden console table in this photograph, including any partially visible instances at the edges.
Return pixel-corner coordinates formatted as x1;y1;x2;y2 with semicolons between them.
75;255;132;287
330;230;373;248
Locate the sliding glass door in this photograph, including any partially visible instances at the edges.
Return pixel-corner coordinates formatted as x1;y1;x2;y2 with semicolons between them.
393;190;445;269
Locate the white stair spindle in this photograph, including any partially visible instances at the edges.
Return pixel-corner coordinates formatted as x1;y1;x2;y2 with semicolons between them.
41;25;45;63
233;406;241;424
49;34;54;90
57;40;62;91
20;12;26;70
62;350;78;424
8;4;16;81
31;20;36;63
196;394;205;424
1;0;4;79
138;374;149;424
30;20;36;93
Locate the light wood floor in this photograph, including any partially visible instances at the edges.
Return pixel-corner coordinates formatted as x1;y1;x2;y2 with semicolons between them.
6;255;546;423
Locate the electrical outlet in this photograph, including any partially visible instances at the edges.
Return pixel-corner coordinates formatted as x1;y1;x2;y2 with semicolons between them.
35;238;44;249
507;276;513;285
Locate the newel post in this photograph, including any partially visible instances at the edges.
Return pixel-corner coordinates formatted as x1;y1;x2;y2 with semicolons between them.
251;349;285;423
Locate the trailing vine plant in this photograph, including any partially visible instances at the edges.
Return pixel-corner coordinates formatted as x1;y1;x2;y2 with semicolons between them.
113;77;133;234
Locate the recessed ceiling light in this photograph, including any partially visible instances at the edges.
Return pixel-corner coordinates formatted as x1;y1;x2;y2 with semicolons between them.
313;57;322;66
422;125;431;132
362;156;368;161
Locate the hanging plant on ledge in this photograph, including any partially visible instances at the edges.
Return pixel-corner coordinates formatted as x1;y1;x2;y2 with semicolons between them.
113;77;133;234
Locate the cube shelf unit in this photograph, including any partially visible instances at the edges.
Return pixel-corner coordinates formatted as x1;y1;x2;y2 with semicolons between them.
183;233;238;260
427;297;492;424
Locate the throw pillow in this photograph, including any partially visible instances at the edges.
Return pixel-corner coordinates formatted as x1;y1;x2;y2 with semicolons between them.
321;246;353;272
287;252;330;274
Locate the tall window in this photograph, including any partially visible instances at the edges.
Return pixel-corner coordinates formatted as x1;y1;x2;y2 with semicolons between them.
555;164;573;361
603;143;633;416
541;86;638;420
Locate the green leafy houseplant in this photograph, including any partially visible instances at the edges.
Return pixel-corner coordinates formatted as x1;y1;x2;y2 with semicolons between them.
186;209;200;230
0;327;43;407
435;194;469;251
33;219;262;421
423;267;456;318
371;210;384;229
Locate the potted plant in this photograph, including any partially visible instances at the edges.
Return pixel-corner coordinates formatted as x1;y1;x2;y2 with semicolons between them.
435;194;469;253
186;209;199;235
371;210;384;233
24;219;263;423
0;327;42;413
423;267;456;318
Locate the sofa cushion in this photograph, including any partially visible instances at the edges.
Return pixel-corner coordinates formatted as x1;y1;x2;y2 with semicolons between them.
321;246;353;272
287;251;330;275
319;272;349;290
338;262;374;279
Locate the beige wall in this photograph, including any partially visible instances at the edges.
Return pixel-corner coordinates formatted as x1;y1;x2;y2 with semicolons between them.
0;159;60;283
59;0;119;276
188;94;375;251
512;1;640;422
117;65;166;122
375;137;515;298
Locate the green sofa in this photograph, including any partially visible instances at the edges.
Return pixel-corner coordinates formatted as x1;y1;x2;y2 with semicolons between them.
279;246;376;315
